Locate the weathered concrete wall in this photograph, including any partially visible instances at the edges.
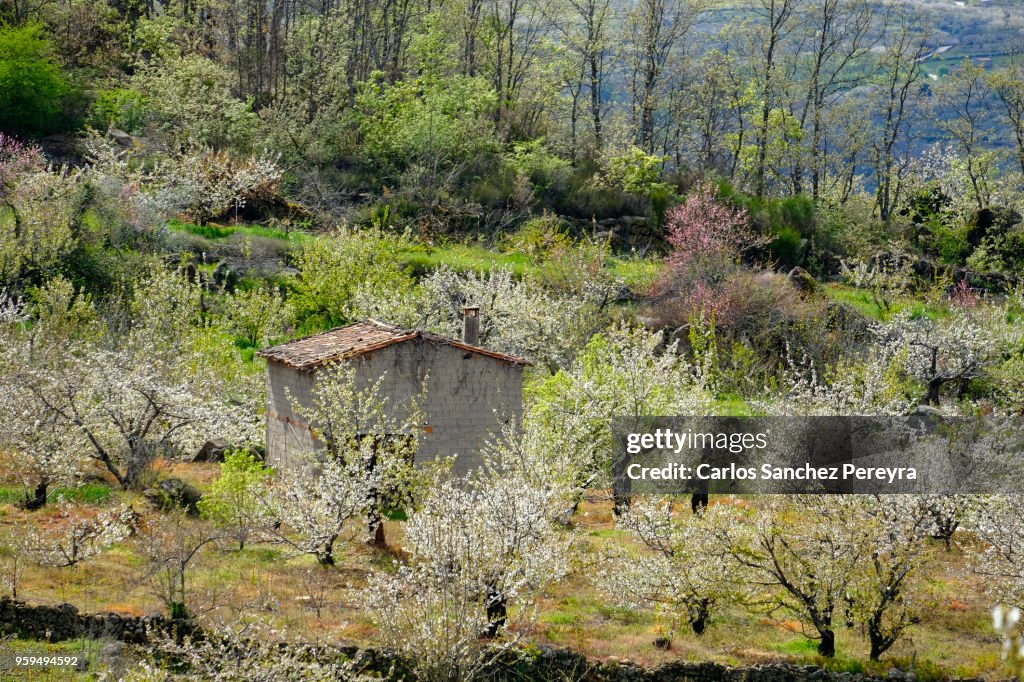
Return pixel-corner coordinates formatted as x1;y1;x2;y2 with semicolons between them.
265;338;524;473
265;358;318;469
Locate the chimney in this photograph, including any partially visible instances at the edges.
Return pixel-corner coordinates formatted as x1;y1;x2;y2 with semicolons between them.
463;306;480;346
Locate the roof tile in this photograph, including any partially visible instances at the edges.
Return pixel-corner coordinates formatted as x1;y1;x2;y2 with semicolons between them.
256;320;530;369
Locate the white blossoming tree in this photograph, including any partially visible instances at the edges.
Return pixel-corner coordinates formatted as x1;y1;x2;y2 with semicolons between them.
850;495;936;661
27;503;138;568
126;623;380;682
4;270;261;490
531;323;709;514
353;265;609;372
972;495;1024;610
720;495;872;658
366;472;571;682
257;361;428;561
598;497;740;639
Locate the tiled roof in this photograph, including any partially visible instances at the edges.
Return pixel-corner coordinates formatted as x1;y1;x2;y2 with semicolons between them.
256;320;530;369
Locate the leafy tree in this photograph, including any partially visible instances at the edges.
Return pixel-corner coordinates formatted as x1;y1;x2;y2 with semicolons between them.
290;228;416;330
198;450;274;550
0;24;69;136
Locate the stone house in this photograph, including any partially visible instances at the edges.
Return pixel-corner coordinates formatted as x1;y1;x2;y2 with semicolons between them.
256;308;528;473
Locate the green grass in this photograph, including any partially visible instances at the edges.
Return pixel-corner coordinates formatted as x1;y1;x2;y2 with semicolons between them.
707;395;756;417
607;255;663;292
167;219;307;244
1;636;124;679
823;283;950;322
397;240;665;293
0;484;112;506
397;242;534;277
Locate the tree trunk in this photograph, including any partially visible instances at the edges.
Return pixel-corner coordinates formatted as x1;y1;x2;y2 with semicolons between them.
317;542;335;566
690;598;710;635
483;587;507;638
23;481;47;511
817;629;835;657
368;518;387;548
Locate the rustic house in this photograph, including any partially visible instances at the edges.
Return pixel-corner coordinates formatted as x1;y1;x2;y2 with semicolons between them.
256;308;528;472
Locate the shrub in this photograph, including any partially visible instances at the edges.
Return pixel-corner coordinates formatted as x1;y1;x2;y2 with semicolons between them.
289;227;416;330
768;225;805;268
599;147;678;222
132;55;258;148
505;139;572;194
500;213;574;262
198;450;272;550
88;88;146;133
658;181;755;278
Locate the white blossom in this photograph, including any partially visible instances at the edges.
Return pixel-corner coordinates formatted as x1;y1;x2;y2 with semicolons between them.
27;503;138;568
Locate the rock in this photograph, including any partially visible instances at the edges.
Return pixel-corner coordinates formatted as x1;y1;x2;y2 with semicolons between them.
143;478;202;514
193;439;228;463
966;206;1022;247
614;214;647;227
788;266;818;294
911;404;945;418
108;129;133;147
652;636;671;650
37;134;84;164
212;261;233;288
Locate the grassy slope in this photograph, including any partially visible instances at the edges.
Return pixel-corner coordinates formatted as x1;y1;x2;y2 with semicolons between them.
167;220;665;291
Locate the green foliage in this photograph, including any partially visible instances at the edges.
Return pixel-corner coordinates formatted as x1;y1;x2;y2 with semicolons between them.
289;227;417;330
220;285;293;348
814;198;886;261
354;71;497;174
0;483;111;506
506;140;571;193
87;88;146;133
923;219;970;264
600;148;678;219
0;169;83;286
0;24;70;136
500;213;574;262
198;450;272;549
768;225;804;268
132;55;258;148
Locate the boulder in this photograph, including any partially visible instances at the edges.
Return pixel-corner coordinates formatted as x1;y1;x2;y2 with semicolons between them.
192;439;228;463
965;207;1022;247
108;129;133;147
143;478;202;514
212;261;234;288
788;266;817;294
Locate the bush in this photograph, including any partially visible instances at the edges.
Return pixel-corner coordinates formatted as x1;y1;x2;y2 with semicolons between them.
132;55;258;148
198;450;272;549
500;213;574;262
88;88;146;133
768;226;805;269
289;227;416;330
505;140;572;195
0;24;70;136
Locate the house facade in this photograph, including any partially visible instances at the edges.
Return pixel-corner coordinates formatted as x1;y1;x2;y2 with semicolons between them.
256;311;528;473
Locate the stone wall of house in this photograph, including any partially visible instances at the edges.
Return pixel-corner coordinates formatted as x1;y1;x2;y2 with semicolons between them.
265;337;524;473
